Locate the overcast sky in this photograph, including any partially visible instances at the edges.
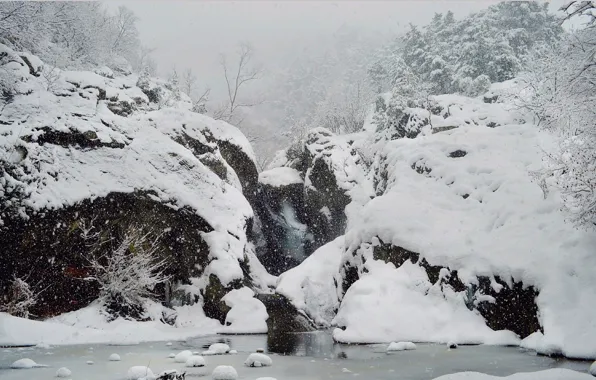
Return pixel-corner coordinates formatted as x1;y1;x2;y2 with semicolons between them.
105;1;570;101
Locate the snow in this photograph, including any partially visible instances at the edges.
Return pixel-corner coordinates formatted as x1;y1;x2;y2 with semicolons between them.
211;365;238;380
0;302;222;347
202;343;231;356
185;355;206;367
327;92;596;357
332;260;520;345
55;367;72;377
127;366;154;380
174;350;193;363
276;236;344;326
244;353;273;367
219;287;269;334
11;358;40;369
590;362;596;376
256;378;277;380
86;360;94;365
431;369;593;380
387;341;417;351
259;167;303;187
109;353;121;361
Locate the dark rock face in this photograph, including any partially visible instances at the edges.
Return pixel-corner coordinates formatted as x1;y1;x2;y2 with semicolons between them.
254;128;364;275
342;240;541;339
256;293;316;333
0;191;213;318
254;182;307;275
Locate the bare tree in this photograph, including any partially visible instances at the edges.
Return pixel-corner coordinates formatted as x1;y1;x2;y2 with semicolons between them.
109;6;138;56
214;42;263;124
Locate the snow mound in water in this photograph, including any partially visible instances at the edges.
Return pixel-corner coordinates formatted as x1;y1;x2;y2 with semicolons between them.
431;368;592;379
127;366;154;380
589;361;596;377
174;350;193;363
259;167;303;187
245;353;273;367
10;358;39;369
109;353;121;361
185;355;206;367
202;343;231;355
256;378;278;380
276;236;344;326
56;367;72;377
212;365;238;380
220;287;269;334
387;341;417;351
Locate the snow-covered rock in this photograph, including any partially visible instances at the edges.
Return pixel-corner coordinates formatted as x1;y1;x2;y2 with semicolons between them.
255;128;374;275
276;236;344;326
10;358;39;369
387;341;417;352
212;365;238;380
86;360;94;365
174;350;193;363
56;367;72;377
244;353;273;367
202;343;230;355
0;43;269;323
109;353;121;361
589;361;596;377
185;355;206;367
220;287;269;334
127;366;154;380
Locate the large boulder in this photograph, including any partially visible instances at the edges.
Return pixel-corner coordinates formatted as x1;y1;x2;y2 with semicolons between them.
0;45;267;322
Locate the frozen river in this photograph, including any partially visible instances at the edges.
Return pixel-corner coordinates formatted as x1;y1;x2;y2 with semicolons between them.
0;331;591;380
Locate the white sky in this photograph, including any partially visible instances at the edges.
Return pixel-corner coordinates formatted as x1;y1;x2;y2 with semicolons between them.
105;0;571;101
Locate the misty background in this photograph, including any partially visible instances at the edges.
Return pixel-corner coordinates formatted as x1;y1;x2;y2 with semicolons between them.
104;0;569;164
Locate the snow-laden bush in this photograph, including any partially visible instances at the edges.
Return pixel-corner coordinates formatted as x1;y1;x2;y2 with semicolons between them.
82;223;169;318
0;276;38;318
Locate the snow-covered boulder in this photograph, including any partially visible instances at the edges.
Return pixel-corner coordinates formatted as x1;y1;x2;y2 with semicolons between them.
10;358;39;369
127;366;154;380
219;287;268;334
174;350;193;363
244;352;272;367
387;341;417;351
109;353;121;361
212;365;238;380
0;43;269;322
589;361;596;377
185;355;206;367
56;367;72;377
275;236;344;326
202;343;230;355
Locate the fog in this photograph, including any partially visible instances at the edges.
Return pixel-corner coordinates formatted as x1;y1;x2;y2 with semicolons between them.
104;0;572;160
106;1;500;99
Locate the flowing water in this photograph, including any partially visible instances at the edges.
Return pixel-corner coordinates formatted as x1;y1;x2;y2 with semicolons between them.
0;331;590;380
